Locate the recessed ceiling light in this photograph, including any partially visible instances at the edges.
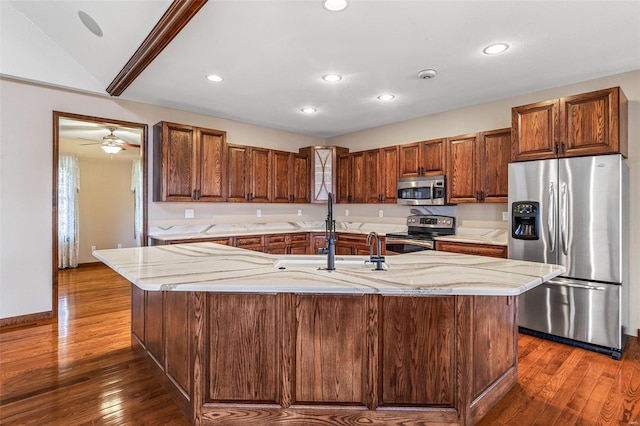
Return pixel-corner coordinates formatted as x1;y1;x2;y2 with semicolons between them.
301;107;317;114
377;94;395;101
206;74;224;82
323;0;348;12
322;74;342;82
483;43;509;55
78;10;103;37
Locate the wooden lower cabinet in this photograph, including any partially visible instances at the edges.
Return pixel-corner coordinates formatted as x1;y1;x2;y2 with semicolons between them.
436;240;508;259
133;287;518;425
336;233;384;256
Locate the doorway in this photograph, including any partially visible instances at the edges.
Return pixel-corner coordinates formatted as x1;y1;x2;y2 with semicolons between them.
53;111;148;319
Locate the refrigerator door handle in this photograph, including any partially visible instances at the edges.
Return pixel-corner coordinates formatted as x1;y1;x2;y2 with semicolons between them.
542;281;606;291
548;182;555;252
560;182;568;255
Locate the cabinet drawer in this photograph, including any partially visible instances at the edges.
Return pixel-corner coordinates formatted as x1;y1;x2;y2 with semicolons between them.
235;236;264;247
267;234;286;244
435;241;507;259
290;233;308;243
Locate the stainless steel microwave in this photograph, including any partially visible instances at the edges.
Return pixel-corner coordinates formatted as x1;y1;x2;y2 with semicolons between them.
397;176;446;205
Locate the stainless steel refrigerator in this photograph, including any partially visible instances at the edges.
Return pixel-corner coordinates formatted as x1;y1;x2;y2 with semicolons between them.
508;154;628;359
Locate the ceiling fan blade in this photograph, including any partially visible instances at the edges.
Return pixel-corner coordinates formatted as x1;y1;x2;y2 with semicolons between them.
79;142;101;146
121;142;139;148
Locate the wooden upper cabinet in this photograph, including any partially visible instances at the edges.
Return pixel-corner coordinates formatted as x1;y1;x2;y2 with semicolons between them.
272;150;291;203
336;152;352;203
226;144;250;202
381;146;399;203
350;151;366;203
292;152;310;203
399;138;445;178
302;146;348;203
479;128;510;203
447;130;508;204
447;134;479;204
364;149;382;203
153;121;227;202
249;147;272;202
560;87;627;158
512;87;627;161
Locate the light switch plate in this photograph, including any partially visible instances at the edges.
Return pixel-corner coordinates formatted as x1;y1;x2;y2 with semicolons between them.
185;208;195;219
297;209;302;216
257;209;262;217
502;211;509;221
378;209;384;218
345;209;349;216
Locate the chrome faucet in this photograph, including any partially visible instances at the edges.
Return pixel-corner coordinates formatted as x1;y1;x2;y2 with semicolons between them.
366;231;385;271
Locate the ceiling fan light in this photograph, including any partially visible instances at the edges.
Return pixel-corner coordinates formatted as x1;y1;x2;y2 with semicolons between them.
102;145;122;154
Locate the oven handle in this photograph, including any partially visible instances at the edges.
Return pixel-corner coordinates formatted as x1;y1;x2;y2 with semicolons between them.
385;238;434;249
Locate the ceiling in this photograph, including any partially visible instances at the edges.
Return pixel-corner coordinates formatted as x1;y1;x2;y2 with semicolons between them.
58;118;142;162
2;1;639;138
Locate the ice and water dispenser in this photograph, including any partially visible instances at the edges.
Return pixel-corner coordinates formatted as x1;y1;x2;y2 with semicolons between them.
511;201;539;240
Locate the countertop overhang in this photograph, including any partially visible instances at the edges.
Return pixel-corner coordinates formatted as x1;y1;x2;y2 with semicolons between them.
94;242;563;296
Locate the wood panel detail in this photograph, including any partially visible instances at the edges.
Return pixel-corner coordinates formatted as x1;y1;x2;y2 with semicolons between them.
145;291;164;366
436;241;508;259
206;293;278;403
380;296;455;406
131;283;145;344
165;292;191;397
294;295;366;405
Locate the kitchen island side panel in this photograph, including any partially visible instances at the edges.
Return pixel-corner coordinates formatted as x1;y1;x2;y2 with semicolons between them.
135;288;519;425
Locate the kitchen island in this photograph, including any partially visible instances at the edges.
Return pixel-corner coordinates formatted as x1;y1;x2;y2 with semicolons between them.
94;242;563;426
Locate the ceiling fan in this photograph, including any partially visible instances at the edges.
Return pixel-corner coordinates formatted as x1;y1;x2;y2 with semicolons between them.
80;126;139;154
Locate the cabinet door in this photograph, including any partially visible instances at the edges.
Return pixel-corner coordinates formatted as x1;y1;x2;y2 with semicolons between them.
250;148;272;202
197;128;227;201
350;152;366;203
272;150;292;203
227;144;250;202
479;128;510;203
336;152;352;203
158;122;196;201
421;138;445;176
447;134;479;203
381;146;398;203
364;149;382;203
511;99;559;161
292;152;310;203
560;87;623;157
399;143;422;178
435;241;507;259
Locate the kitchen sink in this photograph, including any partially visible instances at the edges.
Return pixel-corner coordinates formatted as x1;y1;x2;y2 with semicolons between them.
273;255;388;270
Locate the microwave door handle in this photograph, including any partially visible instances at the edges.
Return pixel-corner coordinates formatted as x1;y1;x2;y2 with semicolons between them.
429;181;435;205
548;182;555;252
560;182;568;255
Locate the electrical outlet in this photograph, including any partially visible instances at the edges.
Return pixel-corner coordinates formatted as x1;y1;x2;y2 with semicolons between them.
256;209;262;217
502;211;509;221
184;208;194;219
91;245;96;252
117;243;122;249
345;209;349;216
297;209;302;216
378;209;384;218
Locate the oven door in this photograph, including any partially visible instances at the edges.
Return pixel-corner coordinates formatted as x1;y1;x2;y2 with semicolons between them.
385;237;434;254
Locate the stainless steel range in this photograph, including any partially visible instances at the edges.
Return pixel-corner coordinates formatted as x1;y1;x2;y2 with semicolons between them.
386;215;455;254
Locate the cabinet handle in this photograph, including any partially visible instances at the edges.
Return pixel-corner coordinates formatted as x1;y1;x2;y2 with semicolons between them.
250;193;254;201
348;195;352;202
560;142;566;155
480;191;485;202
420;166;424;175
193;190;197;200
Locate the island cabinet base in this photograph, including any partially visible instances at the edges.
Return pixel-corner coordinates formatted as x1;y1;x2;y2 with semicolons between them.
131;286;518;425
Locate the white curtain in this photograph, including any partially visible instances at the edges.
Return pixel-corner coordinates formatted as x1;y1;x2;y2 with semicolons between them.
131;159;143;243
58;154;80;269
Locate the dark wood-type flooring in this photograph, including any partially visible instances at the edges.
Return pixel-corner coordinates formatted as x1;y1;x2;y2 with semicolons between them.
1;264;638;425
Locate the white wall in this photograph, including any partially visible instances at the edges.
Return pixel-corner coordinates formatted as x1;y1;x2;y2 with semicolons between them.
76;156;137;263
328;69;640;337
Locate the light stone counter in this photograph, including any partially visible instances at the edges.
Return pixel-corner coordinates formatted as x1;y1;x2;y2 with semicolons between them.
94;242;563;296
433;227;508;246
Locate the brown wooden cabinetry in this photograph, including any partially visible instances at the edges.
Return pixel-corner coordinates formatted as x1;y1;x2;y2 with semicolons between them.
265;233;309;254
399;138;445;178
363;146;399;203
165;237;231;246
350;151;366;203
302;146;349;203
227;144;272;202
153;121;227;202
446;128;509;204
512;87;628;161
435;240;507;259
336;152;352;203
336;233;385;256
272;150;310;203
234;235;265;252
310;232;327;255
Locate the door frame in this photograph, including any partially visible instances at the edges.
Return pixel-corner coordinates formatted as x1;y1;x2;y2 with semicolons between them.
52;111;148;321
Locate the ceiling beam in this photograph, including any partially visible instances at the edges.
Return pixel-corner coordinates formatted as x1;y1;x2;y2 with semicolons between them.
106;0;208;97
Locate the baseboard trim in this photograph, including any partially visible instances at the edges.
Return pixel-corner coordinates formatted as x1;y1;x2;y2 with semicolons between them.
0;310;54;332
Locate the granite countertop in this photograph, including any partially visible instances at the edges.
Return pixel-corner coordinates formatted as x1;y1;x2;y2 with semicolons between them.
94;242;563;297
433;227;508;246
